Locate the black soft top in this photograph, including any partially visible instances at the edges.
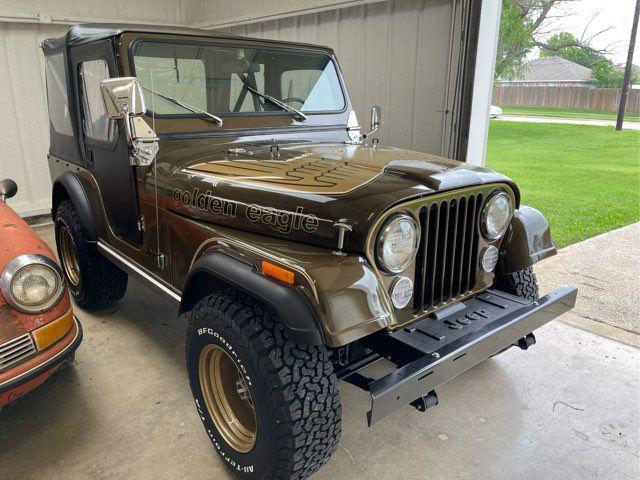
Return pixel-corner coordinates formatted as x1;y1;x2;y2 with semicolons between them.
42;23;332;54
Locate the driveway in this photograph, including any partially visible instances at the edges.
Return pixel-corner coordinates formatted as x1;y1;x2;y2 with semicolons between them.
497;115;640;130
537;223;640;347
0;223;638;480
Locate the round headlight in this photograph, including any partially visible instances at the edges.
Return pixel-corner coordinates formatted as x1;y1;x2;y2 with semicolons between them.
481;192;513;240
390;276;413;309
0;254;65;313
480;245;499;272
376;214;420;274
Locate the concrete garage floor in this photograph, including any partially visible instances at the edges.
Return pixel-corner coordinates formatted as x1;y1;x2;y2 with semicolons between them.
1;223;638;480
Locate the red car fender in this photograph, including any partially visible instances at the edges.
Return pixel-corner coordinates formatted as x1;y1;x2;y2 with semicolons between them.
0;201;71;342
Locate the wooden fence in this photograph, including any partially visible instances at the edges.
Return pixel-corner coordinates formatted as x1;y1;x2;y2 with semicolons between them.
492;85;640;114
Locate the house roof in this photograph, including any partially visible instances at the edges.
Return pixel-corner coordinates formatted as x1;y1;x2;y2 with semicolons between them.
505;56;593;83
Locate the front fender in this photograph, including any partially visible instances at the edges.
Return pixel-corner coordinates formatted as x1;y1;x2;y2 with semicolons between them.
180;252;324;345
498;205;557;275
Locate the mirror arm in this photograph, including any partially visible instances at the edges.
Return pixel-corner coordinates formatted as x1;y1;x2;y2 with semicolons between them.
361;124;379;140
122;106;134;143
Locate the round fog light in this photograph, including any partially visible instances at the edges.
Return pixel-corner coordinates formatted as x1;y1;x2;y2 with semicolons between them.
481;246;499;272
390;276;413;309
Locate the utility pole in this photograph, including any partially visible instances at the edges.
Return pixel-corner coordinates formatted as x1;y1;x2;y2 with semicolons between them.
616;0;640;131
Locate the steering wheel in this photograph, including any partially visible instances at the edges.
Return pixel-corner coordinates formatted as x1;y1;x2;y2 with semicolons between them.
281;97;306;108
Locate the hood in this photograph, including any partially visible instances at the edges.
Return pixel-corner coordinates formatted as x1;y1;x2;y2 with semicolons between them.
161;143;518;252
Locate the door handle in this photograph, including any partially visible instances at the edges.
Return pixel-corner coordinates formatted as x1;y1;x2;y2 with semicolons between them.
86;148;94;167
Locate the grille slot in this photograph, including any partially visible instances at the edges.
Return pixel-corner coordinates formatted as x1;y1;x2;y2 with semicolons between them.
0;333;37;372
414;193;484;312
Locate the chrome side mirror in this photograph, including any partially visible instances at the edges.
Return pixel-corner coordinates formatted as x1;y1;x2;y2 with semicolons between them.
100;77;158;167
363;105;382;139
0;178;18;202
101;77;146;119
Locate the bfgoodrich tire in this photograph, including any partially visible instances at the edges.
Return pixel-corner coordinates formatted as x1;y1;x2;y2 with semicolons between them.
494;266;539;302
54;199;128;309
490;266;540;358
186;290;341;480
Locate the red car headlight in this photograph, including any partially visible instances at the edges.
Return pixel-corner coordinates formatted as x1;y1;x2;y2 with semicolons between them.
0;254;65;313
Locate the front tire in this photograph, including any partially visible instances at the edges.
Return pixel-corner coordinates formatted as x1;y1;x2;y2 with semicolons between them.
494;266;539;301
491;266;540;358
186;290;341;480
54;199;128;310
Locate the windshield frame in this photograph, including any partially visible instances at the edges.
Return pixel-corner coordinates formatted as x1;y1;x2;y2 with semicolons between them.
128;38;348;120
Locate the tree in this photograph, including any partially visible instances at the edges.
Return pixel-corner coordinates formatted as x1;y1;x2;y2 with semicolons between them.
495;0;535;79
496;0;610;80
535;31;639;88
590;59;640;88
540;32;607;68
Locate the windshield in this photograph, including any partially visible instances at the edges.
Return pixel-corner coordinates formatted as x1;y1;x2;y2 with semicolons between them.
132;41;346;116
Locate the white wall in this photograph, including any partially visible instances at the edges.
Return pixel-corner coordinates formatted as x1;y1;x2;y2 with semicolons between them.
222;0;457;158
0;0;486;217
0;1;192;216
0;0;188;25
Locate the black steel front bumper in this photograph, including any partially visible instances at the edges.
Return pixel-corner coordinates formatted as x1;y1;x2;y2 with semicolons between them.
351;286;577;426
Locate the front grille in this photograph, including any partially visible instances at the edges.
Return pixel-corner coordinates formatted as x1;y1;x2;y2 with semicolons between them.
0;333;37;372
413;191;484;312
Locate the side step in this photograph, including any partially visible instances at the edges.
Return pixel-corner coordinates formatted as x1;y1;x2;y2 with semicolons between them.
341;286;578;426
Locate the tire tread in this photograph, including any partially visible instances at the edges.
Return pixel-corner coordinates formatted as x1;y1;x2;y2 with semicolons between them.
496;266;539;301
186;290;341;480
55;200;127;309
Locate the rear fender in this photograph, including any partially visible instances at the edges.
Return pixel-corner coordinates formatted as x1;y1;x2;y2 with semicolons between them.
51;172;97;243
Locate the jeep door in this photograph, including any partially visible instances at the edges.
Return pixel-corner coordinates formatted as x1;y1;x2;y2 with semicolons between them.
70;40;142;245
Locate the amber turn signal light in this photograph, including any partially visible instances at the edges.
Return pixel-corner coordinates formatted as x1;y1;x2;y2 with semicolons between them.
261;260;295;285
32;309;74;350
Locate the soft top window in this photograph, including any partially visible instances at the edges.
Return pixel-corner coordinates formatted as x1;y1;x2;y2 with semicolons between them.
45;52;73;135
132;41;345;117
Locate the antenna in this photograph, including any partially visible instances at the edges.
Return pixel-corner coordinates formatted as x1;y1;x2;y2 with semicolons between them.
150;69;164;269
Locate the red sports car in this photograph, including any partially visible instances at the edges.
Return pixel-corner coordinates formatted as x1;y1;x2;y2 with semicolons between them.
0;179;82;407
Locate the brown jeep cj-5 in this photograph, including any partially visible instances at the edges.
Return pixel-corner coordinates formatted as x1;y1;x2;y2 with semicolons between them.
42;24;577;480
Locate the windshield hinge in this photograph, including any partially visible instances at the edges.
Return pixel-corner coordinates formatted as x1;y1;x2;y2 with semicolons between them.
137;216;146;232
270;140;281;160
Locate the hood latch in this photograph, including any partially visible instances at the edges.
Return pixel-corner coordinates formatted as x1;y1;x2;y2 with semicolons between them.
333;219;353;256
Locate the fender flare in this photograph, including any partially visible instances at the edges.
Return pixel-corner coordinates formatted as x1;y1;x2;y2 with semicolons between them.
498;205;557;275
51;171;97;242
180;252;325;346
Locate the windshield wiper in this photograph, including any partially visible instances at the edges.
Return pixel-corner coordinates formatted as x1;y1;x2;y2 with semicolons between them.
142;86;223;126
239;77;306;122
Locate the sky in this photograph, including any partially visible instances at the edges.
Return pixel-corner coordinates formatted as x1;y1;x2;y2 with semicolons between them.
531;0;638;65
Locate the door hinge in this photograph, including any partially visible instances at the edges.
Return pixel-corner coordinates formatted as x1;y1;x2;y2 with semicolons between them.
156;253;166;270
146;247;166;270
137;216;146;232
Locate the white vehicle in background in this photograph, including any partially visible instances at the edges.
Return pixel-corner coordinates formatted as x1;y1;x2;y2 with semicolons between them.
490;105;503;118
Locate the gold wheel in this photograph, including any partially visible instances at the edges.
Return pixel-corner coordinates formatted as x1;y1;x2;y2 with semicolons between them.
199;344;257;453
59;225;80;286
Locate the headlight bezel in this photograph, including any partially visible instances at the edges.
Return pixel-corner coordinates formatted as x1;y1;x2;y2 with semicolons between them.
376;213;420;274
0;254;65;314
481;191;514;240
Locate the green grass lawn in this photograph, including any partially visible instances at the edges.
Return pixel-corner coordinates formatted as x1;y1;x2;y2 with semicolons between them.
500;105;640;123
486;121;640;248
